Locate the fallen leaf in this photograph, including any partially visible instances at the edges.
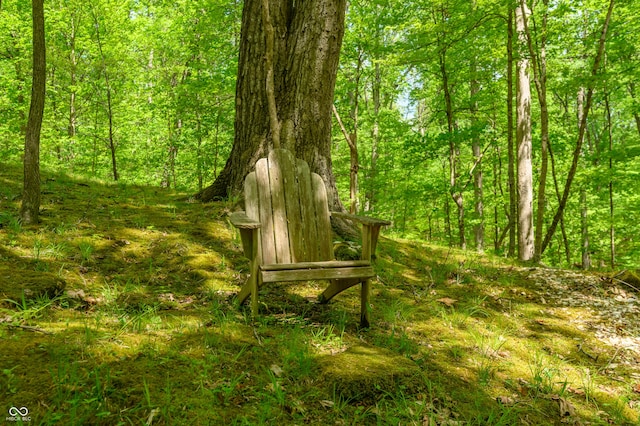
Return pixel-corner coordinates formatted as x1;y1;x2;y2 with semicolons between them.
270;364;283;377
632;383;640;394
145;407;160;425
437;297;457;307
66;289;86;299
552;395;575;417
496;396;515;405
568;387;585;396
319;400;334;409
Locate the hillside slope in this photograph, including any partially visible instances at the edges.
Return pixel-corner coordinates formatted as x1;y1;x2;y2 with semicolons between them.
1;166;639;425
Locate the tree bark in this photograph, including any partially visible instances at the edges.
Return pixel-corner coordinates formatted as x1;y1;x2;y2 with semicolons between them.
520;0;550;262
197;0;347;217
506;6;517;258
580;188;590;269
605;81;615;268
20;0;46;225
68;11;78;142
515;2;534;261
471;55;484;253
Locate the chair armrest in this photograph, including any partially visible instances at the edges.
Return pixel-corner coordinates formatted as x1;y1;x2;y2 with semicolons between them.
230;212;261;260
331;211;391;227
229;211;261;229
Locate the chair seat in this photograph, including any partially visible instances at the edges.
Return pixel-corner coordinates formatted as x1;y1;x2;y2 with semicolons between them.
260;260;374;283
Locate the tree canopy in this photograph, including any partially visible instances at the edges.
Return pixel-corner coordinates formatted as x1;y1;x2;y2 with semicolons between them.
1;0;639;268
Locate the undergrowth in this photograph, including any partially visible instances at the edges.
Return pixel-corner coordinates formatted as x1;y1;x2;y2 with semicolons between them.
0;165;638;425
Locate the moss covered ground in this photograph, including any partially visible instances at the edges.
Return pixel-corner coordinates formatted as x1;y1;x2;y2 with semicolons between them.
1;165;639;425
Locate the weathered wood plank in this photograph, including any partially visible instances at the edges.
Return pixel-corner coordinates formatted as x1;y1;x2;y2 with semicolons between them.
311;173;333;261
245;173;260;223
268;150;292;264
229;211;261;229
331;211;391;227
261;260;370;271
279;150;304;263
296;159;317;261
261;266;374;283
255;157;276;265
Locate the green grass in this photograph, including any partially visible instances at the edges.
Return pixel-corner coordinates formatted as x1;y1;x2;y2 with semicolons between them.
0;163;638;425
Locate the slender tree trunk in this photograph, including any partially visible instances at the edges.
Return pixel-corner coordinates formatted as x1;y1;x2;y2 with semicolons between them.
471;57;484;253
213;107;221;177
626;83;640;136
21;0;46;225
443;161;452;246
333;105;359;214
605;82;615;268
196;106;204;192
366;61;381;213
196;0;347;219
515;2;534;261
580;188;590;269
541;0;614;253
506;7;517;258
438;47;465;249
547;140;571;264
333;49;362;215
576;86;590;270
68;12;78;142
92;11;118;181
520;0;550;261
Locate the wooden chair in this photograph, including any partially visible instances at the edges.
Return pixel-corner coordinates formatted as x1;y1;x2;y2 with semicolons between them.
230;149;390;327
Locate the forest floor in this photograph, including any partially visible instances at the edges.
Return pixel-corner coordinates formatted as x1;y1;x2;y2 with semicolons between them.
1;165;639;425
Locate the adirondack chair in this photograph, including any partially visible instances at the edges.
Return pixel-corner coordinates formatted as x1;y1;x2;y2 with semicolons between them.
229;149;390;327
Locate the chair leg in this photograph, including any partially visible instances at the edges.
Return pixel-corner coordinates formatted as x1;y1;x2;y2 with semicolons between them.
238;259;260;317
360;278;371;328
237;276;252;305
318;278;361;303
251;272;259;317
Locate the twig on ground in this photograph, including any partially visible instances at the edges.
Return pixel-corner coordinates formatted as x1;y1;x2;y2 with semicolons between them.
2;323;52;334
611;277;640;293
597;346;622;375
253;327;263;346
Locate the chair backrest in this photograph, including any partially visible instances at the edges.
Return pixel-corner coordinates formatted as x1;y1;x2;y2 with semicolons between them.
245;149;334;265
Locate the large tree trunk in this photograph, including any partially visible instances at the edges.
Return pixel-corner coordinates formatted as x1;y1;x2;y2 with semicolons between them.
515;2;534;261
21;0;46;225
197;0;346;215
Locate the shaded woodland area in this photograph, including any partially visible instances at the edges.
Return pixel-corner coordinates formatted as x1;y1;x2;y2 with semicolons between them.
1;0;640;424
